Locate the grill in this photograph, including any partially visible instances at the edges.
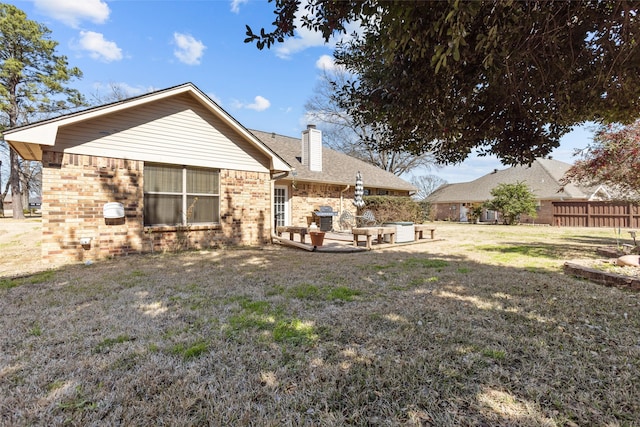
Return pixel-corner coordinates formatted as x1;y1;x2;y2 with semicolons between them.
313;206;338;231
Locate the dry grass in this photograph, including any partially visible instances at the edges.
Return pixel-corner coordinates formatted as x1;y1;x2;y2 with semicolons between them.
1;222;639;426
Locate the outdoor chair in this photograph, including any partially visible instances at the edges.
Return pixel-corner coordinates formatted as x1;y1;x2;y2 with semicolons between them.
358;209;377;227
339;210;356;230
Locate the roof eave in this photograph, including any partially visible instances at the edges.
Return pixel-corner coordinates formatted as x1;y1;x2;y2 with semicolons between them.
2;83;292;172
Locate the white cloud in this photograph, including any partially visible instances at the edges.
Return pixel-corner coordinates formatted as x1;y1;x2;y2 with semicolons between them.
275;25;327;59
78;31;123;62
233;96;271;112
173;33;206;65
247;96;271;111
230;0;249;14
315;54;337;71
206;92;223;106
274;13;361;59
33;0;110;28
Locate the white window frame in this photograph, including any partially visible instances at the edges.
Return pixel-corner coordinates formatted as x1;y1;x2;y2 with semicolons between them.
274;185;289;227
144;164;220;226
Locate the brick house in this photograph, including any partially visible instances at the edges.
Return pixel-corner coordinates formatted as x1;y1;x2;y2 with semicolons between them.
252;128;416;231
427;158;610;225
3;83;415;265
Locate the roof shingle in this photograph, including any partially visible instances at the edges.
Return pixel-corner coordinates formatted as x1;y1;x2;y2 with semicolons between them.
251;129;416;192
427;158;596;202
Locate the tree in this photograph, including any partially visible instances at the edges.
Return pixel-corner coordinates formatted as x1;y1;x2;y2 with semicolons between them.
0;3;84;218
411;175;447;201
484;182;537;225
562;121;640;200
247;1;640;166
88;82;136;105
305;69;436;176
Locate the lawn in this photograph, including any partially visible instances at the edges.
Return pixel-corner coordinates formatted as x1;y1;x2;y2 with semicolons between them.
1;223;638;426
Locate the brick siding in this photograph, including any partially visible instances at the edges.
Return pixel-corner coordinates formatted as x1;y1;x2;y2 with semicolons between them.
41;151;271;265
289;182;350;226
285;181;411;228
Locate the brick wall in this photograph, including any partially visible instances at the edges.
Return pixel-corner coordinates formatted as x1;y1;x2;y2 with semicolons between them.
288;182;352;227
279;181;412;229
41;151;271;266
432;201;556;224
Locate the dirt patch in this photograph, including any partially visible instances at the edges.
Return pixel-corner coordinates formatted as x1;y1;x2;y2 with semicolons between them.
0;218;44;277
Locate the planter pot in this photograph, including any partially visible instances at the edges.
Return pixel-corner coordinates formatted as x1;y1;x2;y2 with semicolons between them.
310;231;325;246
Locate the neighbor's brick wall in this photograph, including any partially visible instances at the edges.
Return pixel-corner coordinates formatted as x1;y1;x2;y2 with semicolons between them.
520;201;554;225
432;201;555;224
42;151;272;265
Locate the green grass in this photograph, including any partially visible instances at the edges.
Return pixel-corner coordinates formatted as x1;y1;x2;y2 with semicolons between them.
271;283;362;302
57;385;97;411
28;323;42;337
273;319;318;345
0;278;19;290
227;297;319;347
477;244;562;261
0;270;56;290
481;348;506;360
170;340;209;360
403;258;449;269
94;334;134;353
27;270;56;284
326;286;361;301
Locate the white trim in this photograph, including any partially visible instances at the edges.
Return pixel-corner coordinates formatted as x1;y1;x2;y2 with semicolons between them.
274;185;289;227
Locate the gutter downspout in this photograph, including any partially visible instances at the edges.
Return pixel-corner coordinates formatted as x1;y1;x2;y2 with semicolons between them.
340;185;350;215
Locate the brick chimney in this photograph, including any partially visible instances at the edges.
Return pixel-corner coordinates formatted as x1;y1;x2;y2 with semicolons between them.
301;124;322;172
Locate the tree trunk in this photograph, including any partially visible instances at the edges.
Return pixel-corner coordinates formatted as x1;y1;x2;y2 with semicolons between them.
0;159;3;217
10;149;25;219
21;161;29;210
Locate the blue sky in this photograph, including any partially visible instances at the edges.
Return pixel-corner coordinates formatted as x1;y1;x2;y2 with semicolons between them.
10;0;595;184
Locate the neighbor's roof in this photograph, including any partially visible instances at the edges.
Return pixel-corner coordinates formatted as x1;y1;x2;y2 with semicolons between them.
427;158;599;203
251;130;416;192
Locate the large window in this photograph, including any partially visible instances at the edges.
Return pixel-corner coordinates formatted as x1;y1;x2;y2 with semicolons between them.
144;164;220;226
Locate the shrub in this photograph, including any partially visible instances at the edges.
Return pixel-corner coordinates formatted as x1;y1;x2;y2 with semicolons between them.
363;196;423;223
484;182;537;225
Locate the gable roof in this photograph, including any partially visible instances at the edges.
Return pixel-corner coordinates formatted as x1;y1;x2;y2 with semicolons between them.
427;158;602;203
3;83;290;172
250;129;416;192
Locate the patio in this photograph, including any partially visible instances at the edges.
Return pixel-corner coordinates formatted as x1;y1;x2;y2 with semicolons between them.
273;226;437;253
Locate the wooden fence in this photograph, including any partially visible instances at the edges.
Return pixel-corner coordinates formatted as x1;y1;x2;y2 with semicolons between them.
553;201;640;228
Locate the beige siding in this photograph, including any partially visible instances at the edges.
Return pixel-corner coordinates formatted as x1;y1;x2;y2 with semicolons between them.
55;93;270;172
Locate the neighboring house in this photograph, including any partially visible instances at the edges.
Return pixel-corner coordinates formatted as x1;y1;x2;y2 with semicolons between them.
3;83;415;265
252;127;416;230
427;158;610;225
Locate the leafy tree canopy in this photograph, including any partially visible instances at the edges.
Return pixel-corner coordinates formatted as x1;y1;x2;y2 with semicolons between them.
562;120;640;200
0;3;84;128
484;182;537;225
247;1;640;166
